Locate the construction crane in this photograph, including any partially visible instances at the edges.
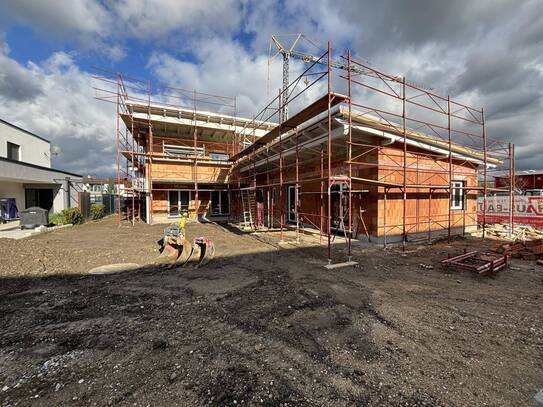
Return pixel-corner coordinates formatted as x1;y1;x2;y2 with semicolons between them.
268;33;432;122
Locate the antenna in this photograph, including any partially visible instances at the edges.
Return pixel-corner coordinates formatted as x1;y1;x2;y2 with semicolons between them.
48;145;61;157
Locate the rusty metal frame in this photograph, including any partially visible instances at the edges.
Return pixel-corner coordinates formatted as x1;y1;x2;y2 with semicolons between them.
441;250;509;275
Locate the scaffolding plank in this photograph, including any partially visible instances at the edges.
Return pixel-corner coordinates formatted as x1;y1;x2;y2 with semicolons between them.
230;92;348;162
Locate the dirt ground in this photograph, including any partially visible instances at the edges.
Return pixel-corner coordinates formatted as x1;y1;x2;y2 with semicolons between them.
0;216;541;406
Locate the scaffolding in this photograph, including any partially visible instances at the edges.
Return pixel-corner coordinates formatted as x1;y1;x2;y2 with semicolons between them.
230;42;515;265
93;71;238;225
94;40;515;266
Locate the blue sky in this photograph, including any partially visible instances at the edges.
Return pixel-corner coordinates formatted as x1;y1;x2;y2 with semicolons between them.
0;0;542;176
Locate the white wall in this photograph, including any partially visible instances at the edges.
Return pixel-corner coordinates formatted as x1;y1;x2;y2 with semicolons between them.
0;120;51;168
0;181;25;211
0;180;82;214
51;181;80;213
0;159;82;213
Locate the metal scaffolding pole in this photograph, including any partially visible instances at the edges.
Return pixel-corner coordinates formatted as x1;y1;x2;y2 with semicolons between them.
512;143;515;236
401;77;407;251
193;90;199;218
266;146;270;229
482;108;487;238
347;49;353;260
320;146;324;245
428;187;432;240
147;80;153;225
295;127;300;243
116;76;121;225
327;41;332;264
447;95;452;242
384;186;388;249
508;142;514;237
130;124;135;225
279;88;284;242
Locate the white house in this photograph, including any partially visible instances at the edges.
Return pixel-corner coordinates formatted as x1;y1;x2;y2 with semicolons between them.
0;118;82;218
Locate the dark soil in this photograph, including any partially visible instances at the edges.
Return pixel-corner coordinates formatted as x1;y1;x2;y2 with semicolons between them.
0;216;541;406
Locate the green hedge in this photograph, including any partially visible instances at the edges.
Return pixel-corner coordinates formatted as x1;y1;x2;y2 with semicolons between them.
90;203;105;220
48;207;83;225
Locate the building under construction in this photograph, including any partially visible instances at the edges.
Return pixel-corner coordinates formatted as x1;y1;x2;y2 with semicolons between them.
95;40;515;264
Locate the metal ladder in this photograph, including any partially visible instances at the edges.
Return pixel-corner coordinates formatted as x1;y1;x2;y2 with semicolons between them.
241;189;255;229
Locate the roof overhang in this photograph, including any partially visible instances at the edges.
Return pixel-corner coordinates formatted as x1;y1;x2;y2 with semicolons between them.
0;158;82;184
123;100;276;142
235;99;502;170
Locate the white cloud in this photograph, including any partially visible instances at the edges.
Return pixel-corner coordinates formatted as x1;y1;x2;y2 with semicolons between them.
2;0;244;57
2;0;111;43
110;0;243;39
147;36;333;122
0;46;115;175
147;38;281;117
0;0;542;173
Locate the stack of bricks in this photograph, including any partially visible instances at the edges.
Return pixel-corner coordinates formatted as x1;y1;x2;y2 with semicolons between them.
491;239;543;263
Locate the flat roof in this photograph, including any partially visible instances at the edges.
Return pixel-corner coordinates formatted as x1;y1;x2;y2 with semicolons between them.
123;100;276;143
344;107;502;165
0;157;81;178
230;93;348;162
0;118;50;144
125;100;276;128
495;169;543;178
232;96;502;167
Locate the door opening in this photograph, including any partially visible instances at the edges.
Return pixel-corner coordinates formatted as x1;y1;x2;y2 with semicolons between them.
330;182;349;230
287;185;297;223
168;190;191;217
25;188;54;211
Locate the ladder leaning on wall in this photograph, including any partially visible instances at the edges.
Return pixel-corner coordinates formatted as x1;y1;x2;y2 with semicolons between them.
240;189;256;229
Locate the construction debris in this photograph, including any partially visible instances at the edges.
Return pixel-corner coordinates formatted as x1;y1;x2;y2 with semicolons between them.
441;250;508;275
490;238;543;261
473;223;543;241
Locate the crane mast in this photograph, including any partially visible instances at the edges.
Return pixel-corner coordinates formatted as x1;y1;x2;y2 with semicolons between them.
270;34;302;122
270;33;372;122
269;33;433;122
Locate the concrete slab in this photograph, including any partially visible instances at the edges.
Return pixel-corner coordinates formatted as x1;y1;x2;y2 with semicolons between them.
0;220;20;231
0;223;71;240
87;263;140;275
324;261;358;270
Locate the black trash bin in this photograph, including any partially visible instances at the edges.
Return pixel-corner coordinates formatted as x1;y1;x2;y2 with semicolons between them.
20;207;49;229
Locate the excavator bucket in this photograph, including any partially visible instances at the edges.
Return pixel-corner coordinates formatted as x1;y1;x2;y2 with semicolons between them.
153;227;214;268
154;240;180;265
174;238;194;266
195;237;215;266
184;241;201;267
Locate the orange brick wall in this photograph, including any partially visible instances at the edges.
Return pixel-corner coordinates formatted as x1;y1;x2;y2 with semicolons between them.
375;146;477;237
151;162;230;183
152;188;213;218
235;144;477;238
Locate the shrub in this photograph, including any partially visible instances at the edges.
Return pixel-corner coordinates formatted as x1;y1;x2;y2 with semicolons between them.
49;212;65;226
48;208;83;225
90;203;105;220
61;207;83;225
